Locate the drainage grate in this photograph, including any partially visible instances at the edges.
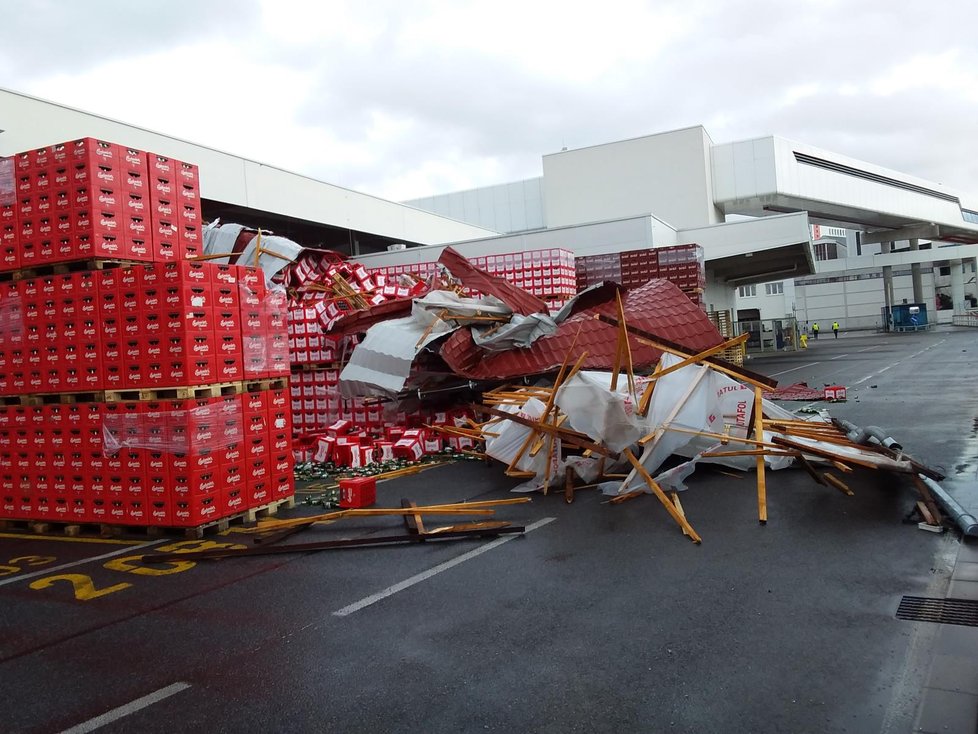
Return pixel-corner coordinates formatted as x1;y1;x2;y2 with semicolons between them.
896;596;978;627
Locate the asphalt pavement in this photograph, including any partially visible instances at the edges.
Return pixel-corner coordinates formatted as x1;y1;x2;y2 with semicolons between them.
2;326;977;733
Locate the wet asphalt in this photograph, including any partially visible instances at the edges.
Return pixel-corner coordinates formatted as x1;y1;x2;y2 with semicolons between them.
1;327;976;733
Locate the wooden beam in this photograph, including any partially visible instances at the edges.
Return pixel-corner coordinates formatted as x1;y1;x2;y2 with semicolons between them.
670;491;690;537
652;425;781;450
476;404;616;457
595;314;778;389
822;472;854;496
770;437;881;470
645;333;750;383
622;448;701;543
792;452;827;486
754;386;767;524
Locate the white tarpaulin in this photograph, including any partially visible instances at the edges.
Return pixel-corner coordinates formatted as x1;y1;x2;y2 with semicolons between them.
554;355;804;496
484;398;560;486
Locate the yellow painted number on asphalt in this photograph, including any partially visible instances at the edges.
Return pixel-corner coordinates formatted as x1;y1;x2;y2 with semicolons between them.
29;574;132;601
9;555;57;566
101;541;247;575
156;540;248;553
26;540;249;601
103;555;196;576
0;555;57;577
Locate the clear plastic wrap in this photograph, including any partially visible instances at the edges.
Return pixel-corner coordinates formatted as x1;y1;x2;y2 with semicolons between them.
102;396;244;455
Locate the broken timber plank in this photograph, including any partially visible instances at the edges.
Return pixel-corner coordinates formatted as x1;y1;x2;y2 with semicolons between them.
595;314;778;390
770;437;881;470
475;404;616;457
822;472;854;496
622;448;701;543
644;333;750;383
754;386;767;523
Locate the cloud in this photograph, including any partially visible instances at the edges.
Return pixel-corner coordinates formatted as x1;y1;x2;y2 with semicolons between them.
2;0;978;204
0;0;263;80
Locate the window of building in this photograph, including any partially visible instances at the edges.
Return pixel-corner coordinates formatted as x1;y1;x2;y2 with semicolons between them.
738;284;757;297
765;282;784;295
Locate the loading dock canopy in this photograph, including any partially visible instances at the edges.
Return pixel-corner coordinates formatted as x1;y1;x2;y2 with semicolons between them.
707;242;812;286
679;212;815;285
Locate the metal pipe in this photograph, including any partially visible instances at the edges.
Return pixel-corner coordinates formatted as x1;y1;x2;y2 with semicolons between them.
919;475;978;537
833;418;902;450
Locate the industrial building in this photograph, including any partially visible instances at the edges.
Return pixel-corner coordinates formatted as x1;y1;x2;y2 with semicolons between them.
5;86;978;337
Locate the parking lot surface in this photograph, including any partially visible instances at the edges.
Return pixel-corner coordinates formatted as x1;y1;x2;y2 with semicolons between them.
2;327;976;733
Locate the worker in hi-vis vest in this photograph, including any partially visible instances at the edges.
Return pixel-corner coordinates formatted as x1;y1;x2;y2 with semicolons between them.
832;321;840;338
812;322;819;339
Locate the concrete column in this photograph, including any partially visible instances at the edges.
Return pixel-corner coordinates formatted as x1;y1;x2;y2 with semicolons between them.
882;241;894;328
950;259;965;313
910;238;924;304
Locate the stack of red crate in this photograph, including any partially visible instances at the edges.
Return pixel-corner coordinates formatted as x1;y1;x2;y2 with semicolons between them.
2;138;202;271
0;387;294;527
575;245;705;306
0;262;288;395
0;138;295;529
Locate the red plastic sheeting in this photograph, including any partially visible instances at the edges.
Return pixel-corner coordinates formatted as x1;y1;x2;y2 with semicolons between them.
438;247;550;316
439;278;724;380
766;383;825;401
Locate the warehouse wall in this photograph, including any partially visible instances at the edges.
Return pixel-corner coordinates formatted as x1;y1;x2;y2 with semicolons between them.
794;268;937;331
403;178;546;233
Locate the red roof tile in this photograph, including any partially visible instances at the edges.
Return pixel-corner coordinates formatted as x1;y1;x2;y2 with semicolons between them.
438;247;549;316
329;297;414;336
439;279;723;380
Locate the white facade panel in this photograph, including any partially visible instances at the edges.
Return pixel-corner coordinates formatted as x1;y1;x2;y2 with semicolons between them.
715;133;978;237
509;184;529;233
678;212;812;260
543;126;722;230
402;177;545;234
0;88;496;245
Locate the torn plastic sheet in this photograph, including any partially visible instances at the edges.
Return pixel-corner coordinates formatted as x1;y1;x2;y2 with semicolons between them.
472;312;559;352
606;354;799;494
413;290;511;320
555;370;653;453
484;398;559;483
203;221;300;281
102;399;245;455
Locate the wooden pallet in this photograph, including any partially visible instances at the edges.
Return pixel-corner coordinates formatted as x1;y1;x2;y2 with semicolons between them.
1;378;289;407
103;381;244;402
0;498;298;540
0;258;144;282
243;377;289;393
290;361;342;373
0;391;104;406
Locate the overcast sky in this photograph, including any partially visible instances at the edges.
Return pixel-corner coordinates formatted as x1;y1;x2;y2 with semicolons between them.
3;0;978;202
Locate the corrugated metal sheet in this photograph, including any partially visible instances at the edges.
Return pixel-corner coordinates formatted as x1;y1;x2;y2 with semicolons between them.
439;279;723;380
339;316;457;398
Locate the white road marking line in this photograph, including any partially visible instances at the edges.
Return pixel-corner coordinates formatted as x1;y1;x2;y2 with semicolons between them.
830;353;850;360
851;339;946;386
58;682;191;734
857;346;877;352
333;517;557;617
0;540;166;588
769;362;820;377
